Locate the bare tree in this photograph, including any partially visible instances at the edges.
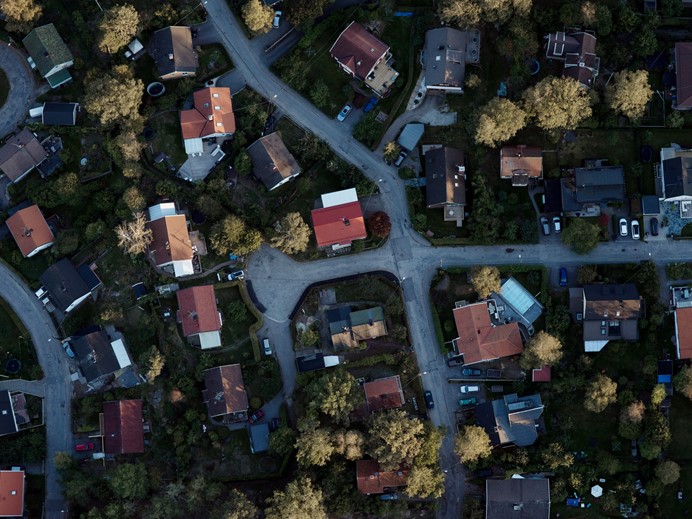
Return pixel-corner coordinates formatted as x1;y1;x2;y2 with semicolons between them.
116;212;152;256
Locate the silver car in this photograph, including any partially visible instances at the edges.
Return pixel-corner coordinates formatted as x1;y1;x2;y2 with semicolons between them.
336;104;352;122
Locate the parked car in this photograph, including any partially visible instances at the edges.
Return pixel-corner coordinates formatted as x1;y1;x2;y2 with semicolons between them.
62;341;75;358
380;493;398;501
650;217;659;236
336;104;352;121
75;442;95;452
485;369;501;379
619;218;628;237
262;339;273;356
631;220;640;240
394;150;407;167
490;385;504;393
559;267;567;287
269;418;281;432
460;385;480;394
272;10;282;28
262;115;276;136
447;356;464;367
249;409;265;424
363;97;379;113
424;390;434;409
458;397;477;407
462;368;481;376
540;216;550;236
552;216;561;233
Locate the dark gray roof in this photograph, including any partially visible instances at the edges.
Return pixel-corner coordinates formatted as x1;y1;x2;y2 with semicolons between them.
327;305;352;335
575;284;643;342
477;393;544;447
39;258;90;313
573;166;625;203
424;28;473;88
425;147;466;208
642;195;661;215
486;479;551;519
246;132;301;190
296;353;326;373
71;329;120;383
543;179;563;213
149;26;198;78
37;153;63;178
662;157;692;198
0;390;18;437
42;102;79;126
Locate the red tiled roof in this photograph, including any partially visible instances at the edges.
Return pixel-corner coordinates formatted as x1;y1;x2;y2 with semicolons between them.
500;146;543;180
311;201;366;248
103;400;144;454
532;365;552;383
363;376;404;412
180;87;236;140
0;470;24;517
676;307;692;359
676;43;692;109
176;285;222;337
6;205;54;257
330;22;389;80
146;214;193;266
356;460;409;495
453;303;523;365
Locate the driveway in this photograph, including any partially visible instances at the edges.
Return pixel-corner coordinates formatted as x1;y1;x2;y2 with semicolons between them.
0;45;37;138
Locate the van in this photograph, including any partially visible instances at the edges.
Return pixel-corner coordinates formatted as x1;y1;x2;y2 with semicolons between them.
263;339;273;356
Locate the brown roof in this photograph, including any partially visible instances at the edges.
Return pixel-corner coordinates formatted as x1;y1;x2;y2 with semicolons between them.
676;307;692;359
176;285;221;337
0;129;48;181
356;460;409;495
202;364;248;417
500;146;543;184
0;470;24;517
102;400;144;455
330;22;389;80
149;26;198;78
146;214;192;266
246;132;301;190
453;302;523;365
6;205;54;257
180;87;236;140
676;43;692;109
363;376;404;412
311;201;367;248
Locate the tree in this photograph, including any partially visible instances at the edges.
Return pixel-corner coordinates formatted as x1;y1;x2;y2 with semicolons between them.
655;460;680;486
310;80;330;111
622;400;645;424
540;442;574;471
294;418;334;467
306;369;361;424
285;0;332;27
110;130;144;163
211;489;258;519
270;212;311;254
265;477;327;519
144;346;165;383
415;422;445;467
520;331;563;370
577;265;598;284
0;0;42;33
674;364;692;400
474;98;527;148
606;70;652;120
269;426;296;456
84;220;107;242
522;76;591;131
97;4;140;54
405;465;445;499
241;0;274;34
109;463;148;500
651;384;666;406
383;142;401;163
368;211;391;238
561;218;600;254
470;266;501;299
439;0;482;27
584;374;617;413
225;300;249;324
468;173;500;244
122;186;146;213
210;215;263;256
440;0;531;26
296;328;320;347
455;425;492;464
116;212;152;256
54;451;74;471
353;112;382;147
333;429;365;460
368;409;425;470
84;66;144;126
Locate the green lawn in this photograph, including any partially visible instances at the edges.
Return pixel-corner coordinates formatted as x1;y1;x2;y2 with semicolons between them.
659;465;692;518
668;395;692;460
0;297;41;379
216;285;256;358
0;68;9;109
148;110;188;167
197;44;233;82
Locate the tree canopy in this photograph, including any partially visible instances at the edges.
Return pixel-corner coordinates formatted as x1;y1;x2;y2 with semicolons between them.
405;465;446;499
606;70;653;120
0;0;42;33
83;66;144;126
656;460;681;486
440;0;532;26
241;0;274;34
210;489;258;519
368;211;392;238
306;369;362;425
474;98;527;148
522;76;592;131
674;364;692;400
561;218;601;254
270;212;311;254
210;215;263;256
109;463;148;500
470;266;501;299
116;212;152;256
97;4;140;54
294;418;335;467
367;409;425;470
265;477;327;519
520;331;563;370
454;425;492;464
584;374;617;413
285;0;332;27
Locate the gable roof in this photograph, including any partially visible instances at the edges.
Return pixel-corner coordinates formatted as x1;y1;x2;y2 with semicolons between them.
149;26;198;77
363;376;404;412
146;214;193;266
477;393;544;447
39;258;92;313
500;146;543;185
22;24;73;78
425;147;466;207
176;285;222;337
582;284;643;320
103;400;144;454
42;102;79;126
180;87;235;140
545;31;599;88
202;364;248;417
311;201;366;248
356;460;409;495
246;132;301;190
71;329;128;382
0;470;24;518
0;390;18;437
424;27;478;88
453;302;523;365
662;152;692;198
6;205;54;257
330;22;389;80
675;307;692;359
676;42;692;109
573;166;625;203
0;129;48;182
486;478;550;519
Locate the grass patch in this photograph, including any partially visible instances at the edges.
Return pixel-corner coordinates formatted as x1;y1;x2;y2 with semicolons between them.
0;297;41;379
148;110;188;167
667;262;692;280
215;284;256;359
197;43;233;82
0;68;9;109
668;394;692;460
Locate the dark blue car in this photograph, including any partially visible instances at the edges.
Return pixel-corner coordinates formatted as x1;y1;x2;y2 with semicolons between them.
363;97;379;113
559;268;567;287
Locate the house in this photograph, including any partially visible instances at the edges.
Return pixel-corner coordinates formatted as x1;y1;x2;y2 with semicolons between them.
356;460;409;495
246;132;301;191
329;22;399;97
493;276;545;333
249;423;270;454
176;285;223;349
146;202;194;278
500;146;543;186
423;27;480;94
0;469;25;518
6;205;54;257
424;146;466;227
569;284;644;352
327;305;388;349
311;188;367;253
544;30;599;89
452;301;524;365
42;102;79;126
148;26;198;80
0;129;48;183
674;42;692;110
672;286;692;359
22;23;74;88
71;328;133;383
180;87;235;156
0;390;18;438
658;147;692;213
102;399;144;455
363;376;404;413
486;477;551;519
561;166;625;216
476;393;545;447
296;353;342;373
38;258;102;314
202;364;248;419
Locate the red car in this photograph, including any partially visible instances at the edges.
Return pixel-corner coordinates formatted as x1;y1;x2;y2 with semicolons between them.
248;409;264;424
75;442;95;452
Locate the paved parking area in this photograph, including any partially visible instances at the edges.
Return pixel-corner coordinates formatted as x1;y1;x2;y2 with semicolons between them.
0;45;37;138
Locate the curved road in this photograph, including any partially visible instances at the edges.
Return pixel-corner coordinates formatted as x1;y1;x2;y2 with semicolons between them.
0;44;37;138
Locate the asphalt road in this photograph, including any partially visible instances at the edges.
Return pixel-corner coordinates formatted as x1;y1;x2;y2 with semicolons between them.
0;45;37;138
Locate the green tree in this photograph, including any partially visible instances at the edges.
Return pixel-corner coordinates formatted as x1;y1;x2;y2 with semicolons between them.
606;70;652;120
97;4;140;54
440;0;531;26
0;0;42;33
269;425;296;456
520;331;563;370
52;229;80;257
651;384;666;406
306;369;361;424
522;76;591;131
54;451;74;471
333;429;365;460
210;215;263;256
296;327;320;347
144;346;165;383
577;265;598;284
225;300;249;324
109;463;148;500
353;112;382;147
211;489;259;519
122;186;146;213
474;98;527;147
84;220;107;242
84;66;144;126
116;212;152;256
655;460;680;485
265;477;327;519
234;150;252;176
470;266;501;299
383;141;401;163
241;0;274;34
405;465;445;498
454;425;492;464
310;80;330;110
561;218;600;254
541;442;574;471
294;418;334;467
285;0;332;27
674;364;692;400
368;409;425;470
468;173;500;244
270;212;312;254
584;374;617;413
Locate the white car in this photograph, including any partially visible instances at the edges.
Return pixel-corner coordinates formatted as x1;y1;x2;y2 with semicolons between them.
262;338;273;356
337;104;352;122
273;10;282;29
460;385;480;394
631;220;640;240
619;218;628;237
552;216;561;233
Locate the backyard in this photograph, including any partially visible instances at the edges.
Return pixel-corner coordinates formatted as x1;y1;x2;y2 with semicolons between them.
0;297;41;380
